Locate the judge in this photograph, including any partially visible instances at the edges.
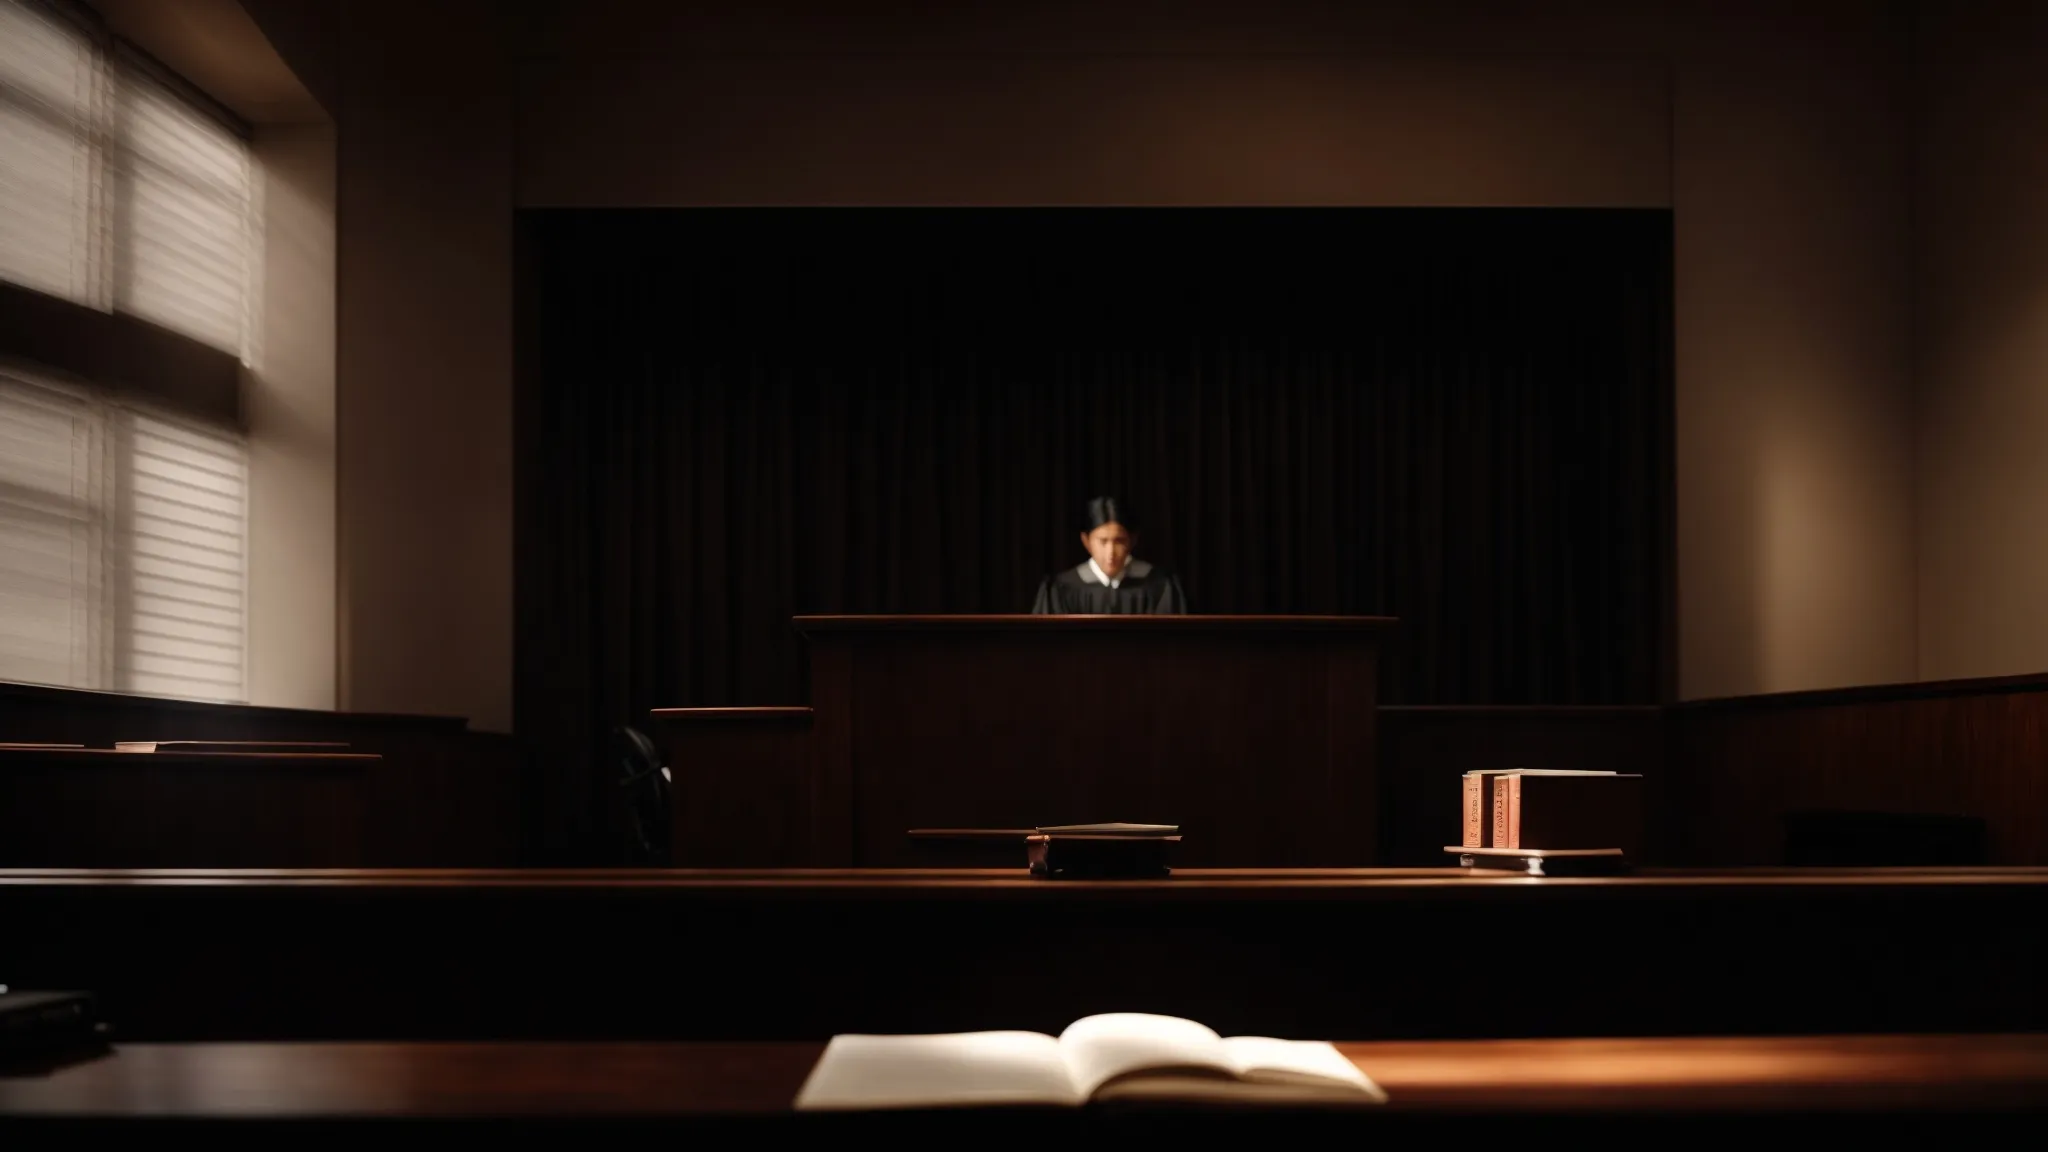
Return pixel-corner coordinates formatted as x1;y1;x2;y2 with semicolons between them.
1030;497;1189;614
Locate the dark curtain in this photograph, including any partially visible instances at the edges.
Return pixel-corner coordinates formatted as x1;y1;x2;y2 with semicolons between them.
515;208;1672;861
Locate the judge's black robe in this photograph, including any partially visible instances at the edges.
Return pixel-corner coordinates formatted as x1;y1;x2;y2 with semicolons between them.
1030;559;1189;615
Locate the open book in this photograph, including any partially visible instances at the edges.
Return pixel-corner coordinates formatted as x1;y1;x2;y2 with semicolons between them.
794;1013;1386;1110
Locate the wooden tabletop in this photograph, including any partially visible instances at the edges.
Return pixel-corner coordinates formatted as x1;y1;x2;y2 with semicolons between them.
790;614;1400;633
4;866;2046;898
4;1034;2045;1118
0;748;380;766
11;866;2048;887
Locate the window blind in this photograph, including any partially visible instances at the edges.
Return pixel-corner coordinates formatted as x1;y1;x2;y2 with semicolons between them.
113;54;253;358
0;0;252;360
113;402;247;700
0;361;246;702
0;0;253;703
0;368;106;690
0;0;108;309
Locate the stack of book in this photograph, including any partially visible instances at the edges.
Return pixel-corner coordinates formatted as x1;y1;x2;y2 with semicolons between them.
1027;823;1181;878
1447;768;1644;875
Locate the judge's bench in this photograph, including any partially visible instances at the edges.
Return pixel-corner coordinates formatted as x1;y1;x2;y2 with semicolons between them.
652;614;1397;868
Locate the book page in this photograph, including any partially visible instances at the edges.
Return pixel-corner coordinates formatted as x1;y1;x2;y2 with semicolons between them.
794;1032;1080;1111
1056;1013;1238;1098
1219;1036;1387;1102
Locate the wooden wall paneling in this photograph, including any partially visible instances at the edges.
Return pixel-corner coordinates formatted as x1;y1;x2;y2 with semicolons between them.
1672;675;2048;866
801;617;1393;868
806;644;856;867
358;727;528;867
14;657;2048;870
1327;643;1380;865
0;750;370;867
653;708;817;866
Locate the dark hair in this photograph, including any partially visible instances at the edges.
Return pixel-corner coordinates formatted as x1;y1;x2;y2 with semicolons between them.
1083;496;1136;533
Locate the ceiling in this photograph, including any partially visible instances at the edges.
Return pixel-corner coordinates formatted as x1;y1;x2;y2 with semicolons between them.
94;0;328;125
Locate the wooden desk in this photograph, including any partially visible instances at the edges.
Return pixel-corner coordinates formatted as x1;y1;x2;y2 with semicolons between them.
654;614;1396;867
4;868;2045;1042
0;748;379;867
4;1035;2044;1133
0;680;528;868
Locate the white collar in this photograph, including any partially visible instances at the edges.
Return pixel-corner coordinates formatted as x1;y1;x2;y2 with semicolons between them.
1081;558;1151;588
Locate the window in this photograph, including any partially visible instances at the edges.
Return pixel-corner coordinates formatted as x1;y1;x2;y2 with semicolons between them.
0;362;247;701
0;0;253;702
0;368;104;691
0;0;106;310
113;53;255;357
1;0;255;359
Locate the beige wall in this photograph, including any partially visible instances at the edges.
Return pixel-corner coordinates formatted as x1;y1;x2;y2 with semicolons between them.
1670;2;1917;698
245;122;338;711
515;0;1920;701
517;53;1669;208
334;0;513;730
514;0;1671;208
241;0;515;730
232;0;2006;718
107;1;341;711
1914;1;2048;684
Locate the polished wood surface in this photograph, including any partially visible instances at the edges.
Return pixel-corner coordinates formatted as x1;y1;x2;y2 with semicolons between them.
9;865;2048;893
648;707;814;721
0;748;379;762
1356;1033;2048;1112
4;1035;2045;1117
0;681;525;867
792;614;1401;632
657;615;1390;867
4;868;2043;1042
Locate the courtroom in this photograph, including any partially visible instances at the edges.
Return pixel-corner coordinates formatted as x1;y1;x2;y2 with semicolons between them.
1;0;2045;1141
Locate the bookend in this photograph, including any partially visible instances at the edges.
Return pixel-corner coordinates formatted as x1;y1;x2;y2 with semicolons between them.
1447;846;1631;877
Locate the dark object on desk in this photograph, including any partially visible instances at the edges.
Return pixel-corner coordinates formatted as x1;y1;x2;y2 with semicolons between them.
1492;771;1645;857
614;726;672;866
1028;828;1181;878
1038;823;1179;836
0;990;107;1061
1783;810;1988;866
905;826;1181;870
1450;846;1630;877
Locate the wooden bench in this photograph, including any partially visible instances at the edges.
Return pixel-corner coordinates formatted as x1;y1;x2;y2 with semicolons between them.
3;867;2044;1042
